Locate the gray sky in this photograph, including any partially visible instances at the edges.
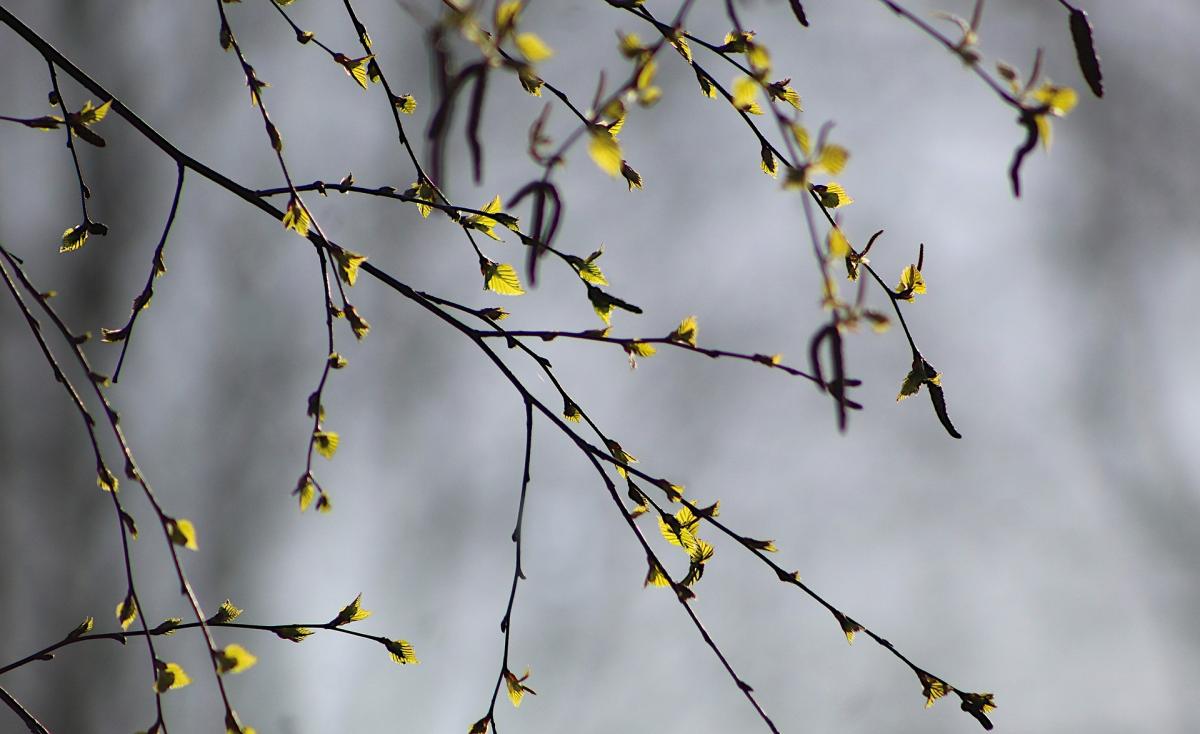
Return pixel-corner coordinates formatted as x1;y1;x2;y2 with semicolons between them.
1;1;1197;733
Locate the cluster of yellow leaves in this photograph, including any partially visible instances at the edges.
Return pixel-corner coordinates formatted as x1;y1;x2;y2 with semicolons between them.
997;61;1079;150
495;1;554;63
652;502;722;588
719;30;770;76
779;126;854;206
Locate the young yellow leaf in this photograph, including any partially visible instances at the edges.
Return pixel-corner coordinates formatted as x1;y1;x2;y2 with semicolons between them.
66;617;94;640
154;662;191;693
313;430;340;459
669;32;692;62
61;224;88;253
116;594;138;631
334;248;367;286
742;536;778;552
97;466;119;493
469;716;492;734
167;517;199;551
828;228;850;259
503;668;536;707
281;195;310;237
465;195;504;240
816;144;850;175
77;99;112;125
574;258;608;285
618;31;645;58
668;315;698;346
635;59;657;92
731;76;761;114
918;671;951;708
215;643;258;674
515;33;553;63
337;54;373;90
496;1;522;34
518;65;544;96
760;145;777;177
590;296;614;325
620;161;643;191
896;265;926;300
746;43;771;74
768;80;802;110
658;513;698;553
588;130;622;177
267;121;283;152
151;617;183;635
644;558;671;587
315;493;333;513
687;536;715;566
393;94;417;114
408;180;435;218
606;439;637;478
209;599;243;624
862;310;890;332
331;593;371;626
344;304;370;340
813;182;853;208
563;399;582;422
297;479;315;512
835;611;863;644
1033;83;1078;116
483;261;526;296
790;124;811;157
275;626;314;642
385;638;420;665
897;363;924;401
624;340;656;358
1036;114;1054;151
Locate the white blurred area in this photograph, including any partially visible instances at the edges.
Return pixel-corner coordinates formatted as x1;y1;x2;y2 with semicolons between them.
1;0;1197;732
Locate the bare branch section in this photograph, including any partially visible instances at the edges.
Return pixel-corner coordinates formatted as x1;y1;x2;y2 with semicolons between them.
0;1;1100;732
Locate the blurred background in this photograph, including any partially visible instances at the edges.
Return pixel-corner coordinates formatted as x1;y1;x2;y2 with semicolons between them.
1;0;1197;732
